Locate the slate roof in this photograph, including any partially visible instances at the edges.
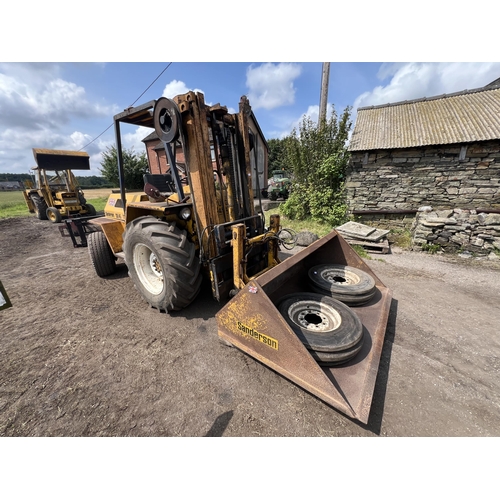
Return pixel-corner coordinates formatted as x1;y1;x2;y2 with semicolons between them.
142;131;158;142
349;79;500;151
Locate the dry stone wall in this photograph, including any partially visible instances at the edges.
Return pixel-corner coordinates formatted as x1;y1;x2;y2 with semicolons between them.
411;208;500;257
346;140;500;211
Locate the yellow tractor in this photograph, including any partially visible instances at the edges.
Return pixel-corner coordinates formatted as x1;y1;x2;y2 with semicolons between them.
80;92;392;424
23;149;96;223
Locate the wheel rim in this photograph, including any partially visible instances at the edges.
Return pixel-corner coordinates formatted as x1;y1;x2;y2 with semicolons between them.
287;300;342;333
48;210;57;222
319;268;361;286
133;243;164;295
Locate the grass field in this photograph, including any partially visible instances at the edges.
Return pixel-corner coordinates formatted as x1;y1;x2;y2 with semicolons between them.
1;189;335;241
0;188;112;219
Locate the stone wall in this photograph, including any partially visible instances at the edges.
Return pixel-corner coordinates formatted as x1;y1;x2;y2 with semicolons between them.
352;212;416;231
346;140;500;212
411;208;500;257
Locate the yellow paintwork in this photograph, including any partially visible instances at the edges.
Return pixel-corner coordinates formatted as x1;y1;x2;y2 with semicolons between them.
104;192;149;221
230;214;281;290
165;185;191;203
24;169;90;218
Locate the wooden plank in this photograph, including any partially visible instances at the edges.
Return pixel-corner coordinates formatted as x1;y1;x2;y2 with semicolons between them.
344;238;390;254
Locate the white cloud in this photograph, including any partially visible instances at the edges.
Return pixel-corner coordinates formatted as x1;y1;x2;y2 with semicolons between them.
0;64;116;130
162;80;204;99
68;131;94;150
353;62;500;110
0;63;120;176
0;127;89;172
122;126;152;153
268;103;343;139
246;63;302;110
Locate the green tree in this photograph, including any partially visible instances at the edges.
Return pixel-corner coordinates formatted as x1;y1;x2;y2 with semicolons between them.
76;175;114;188
267;138;287;172
100;146;149;189
0;173;32;182
281;106;352;227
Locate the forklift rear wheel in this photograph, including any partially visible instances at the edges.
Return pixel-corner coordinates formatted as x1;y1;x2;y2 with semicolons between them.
123;216;202;312
46;207;62;223
88;231;117;277
278;292;363;352
31;195;48;220
308;265;375;297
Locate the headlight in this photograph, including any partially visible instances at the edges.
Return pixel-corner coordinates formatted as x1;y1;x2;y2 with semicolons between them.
180;207;191;220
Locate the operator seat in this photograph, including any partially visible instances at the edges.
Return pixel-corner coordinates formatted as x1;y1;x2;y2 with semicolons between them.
143;173;175;195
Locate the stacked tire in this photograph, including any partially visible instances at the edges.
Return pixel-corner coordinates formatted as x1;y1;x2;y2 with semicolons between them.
278;293;364;366
277;265;377;366
308;265;376;306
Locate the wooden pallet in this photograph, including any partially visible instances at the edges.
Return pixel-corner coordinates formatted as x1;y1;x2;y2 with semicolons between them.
344;237;391;254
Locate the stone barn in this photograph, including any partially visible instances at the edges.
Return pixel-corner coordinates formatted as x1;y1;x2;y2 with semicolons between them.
346;78;500;255
347;78;500;215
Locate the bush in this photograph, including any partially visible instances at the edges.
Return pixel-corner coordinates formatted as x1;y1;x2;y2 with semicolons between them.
280;107;351;227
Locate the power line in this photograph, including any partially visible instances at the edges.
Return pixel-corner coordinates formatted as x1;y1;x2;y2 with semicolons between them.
128;63;172;107
79;63;172;152
78;123;114;152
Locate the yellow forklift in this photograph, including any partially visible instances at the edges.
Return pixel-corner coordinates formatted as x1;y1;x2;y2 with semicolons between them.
23;149;96;223
79;92;392;423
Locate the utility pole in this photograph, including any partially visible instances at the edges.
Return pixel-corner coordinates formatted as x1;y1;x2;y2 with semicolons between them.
319;62;330;127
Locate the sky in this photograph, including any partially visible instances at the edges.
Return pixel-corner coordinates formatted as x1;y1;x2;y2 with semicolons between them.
2;61;500;178
0;5;496;485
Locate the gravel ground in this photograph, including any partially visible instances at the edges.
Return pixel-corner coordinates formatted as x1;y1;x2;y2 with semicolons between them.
1;216;499;437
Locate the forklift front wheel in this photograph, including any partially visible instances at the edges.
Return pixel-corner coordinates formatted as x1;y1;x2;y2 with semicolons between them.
46;207;62;223
123;217;202;312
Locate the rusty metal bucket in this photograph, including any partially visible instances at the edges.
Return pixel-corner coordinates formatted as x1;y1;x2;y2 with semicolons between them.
216;230;392;424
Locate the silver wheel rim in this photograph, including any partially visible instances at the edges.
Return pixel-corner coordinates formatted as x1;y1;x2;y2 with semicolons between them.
133;243;163;295
287;300;342;333
320;268;361;286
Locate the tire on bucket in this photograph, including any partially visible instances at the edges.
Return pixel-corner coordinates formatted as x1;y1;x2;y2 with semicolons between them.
308;264;376;306
278;292;363;351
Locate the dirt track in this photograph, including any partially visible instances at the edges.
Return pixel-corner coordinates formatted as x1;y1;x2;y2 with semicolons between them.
1;216;499;436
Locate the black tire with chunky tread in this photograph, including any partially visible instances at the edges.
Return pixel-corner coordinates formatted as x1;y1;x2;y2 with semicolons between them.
123;216;202;312
88;231;117;277
31;195;48;220
278;292;364;352
85;204;97;216
46;207;62;223
78;192;87;205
